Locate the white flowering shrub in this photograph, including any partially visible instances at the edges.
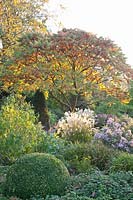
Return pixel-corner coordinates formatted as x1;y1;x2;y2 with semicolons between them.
56;108;95;142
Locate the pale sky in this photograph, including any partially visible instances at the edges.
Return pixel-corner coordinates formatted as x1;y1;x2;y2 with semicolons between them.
46;0;133;67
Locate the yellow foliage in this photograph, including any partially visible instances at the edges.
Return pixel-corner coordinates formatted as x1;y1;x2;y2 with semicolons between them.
99;83;106;91
44;91;49;100
0;0;48;58
121;98;130;104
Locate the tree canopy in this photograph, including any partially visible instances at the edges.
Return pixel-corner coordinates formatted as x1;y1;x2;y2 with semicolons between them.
0;0;49;59
44;29;132;109
1;28;132;110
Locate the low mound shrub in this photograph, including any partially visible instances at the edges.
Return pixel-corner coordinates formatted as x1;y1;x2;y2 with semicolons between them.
56;143;93;174
5;153;70;199
110;153;133;172
45;171;133;200
56;141;117;173
65;171;133;200
87;141;118;170
45;193;93;199
110;171;133;187
0;166;10;196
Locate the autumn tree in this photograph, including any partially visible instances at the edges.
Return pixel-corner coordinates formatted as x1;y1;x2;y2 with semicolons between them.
0;32;51;130
0;0;50;130
0;0;49;60
41;29;132;110
1;29;132;127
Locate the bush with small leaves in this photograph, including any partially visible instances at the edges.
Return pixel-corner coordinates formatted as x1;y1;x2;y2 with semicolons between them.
58;141;118;173
55;141;117;173
35;133;68;155
56;143;93;174
45;193;92;200
110;152;133;172
110;171;133;187
0;197;8;200
87;141;119;170
0;166;10;197
5;153;70;199
0;94;43;163
65;171;133;200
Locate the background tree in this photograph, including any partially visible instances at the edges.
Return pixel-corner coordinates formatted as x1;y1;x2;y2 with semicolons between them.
41;29;132;111
1;29;132;128
0;0;49;58
0;0;51;130
0;32;51;130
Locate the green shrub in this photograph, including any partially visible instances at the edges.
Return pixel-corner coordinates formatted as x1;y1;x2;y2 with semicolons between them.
109;171;133;187
46;193;117;200
0;166;10;195
87;141;118;170
110;153;133;172
5;153;70;199
0;182;5;196
57;141;118;173
30;171;133;200
0;94;43;163
0;166;9;176
66;171;133;200
46;193;92;200
35;134;68;155
68;156;92;174
48;111;58;127
0;197;9;200
56;143;93;174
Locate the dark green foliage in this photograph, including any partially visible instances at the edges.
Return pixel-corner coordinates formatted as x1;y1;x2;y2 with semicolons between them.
56;142;117;173
45;193;92;200
5;153;70;199
0;197;8;200
65;171;133;200
0;166;9;196
0;166;9;176
0;155;10;166
47;94;64;121
32;90;50;131
0;183;5;197
110;171;133;187
94;97;128;117
110;152;133;172
87;141;119;170
36;138;92;174
46;193;116;200
55;143;93;174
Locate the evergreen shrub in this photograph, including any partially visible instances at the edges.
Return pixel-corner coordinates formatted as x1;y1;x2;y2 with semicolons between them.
5;153;70;199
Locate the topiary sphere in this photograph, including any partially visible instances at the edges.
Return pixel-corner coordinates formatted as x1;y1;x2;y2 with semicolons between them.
5;153;70;199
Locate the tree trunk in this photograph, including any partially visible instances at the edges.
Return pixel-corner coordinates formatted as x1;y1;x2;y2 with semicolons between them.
33;90;50;132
